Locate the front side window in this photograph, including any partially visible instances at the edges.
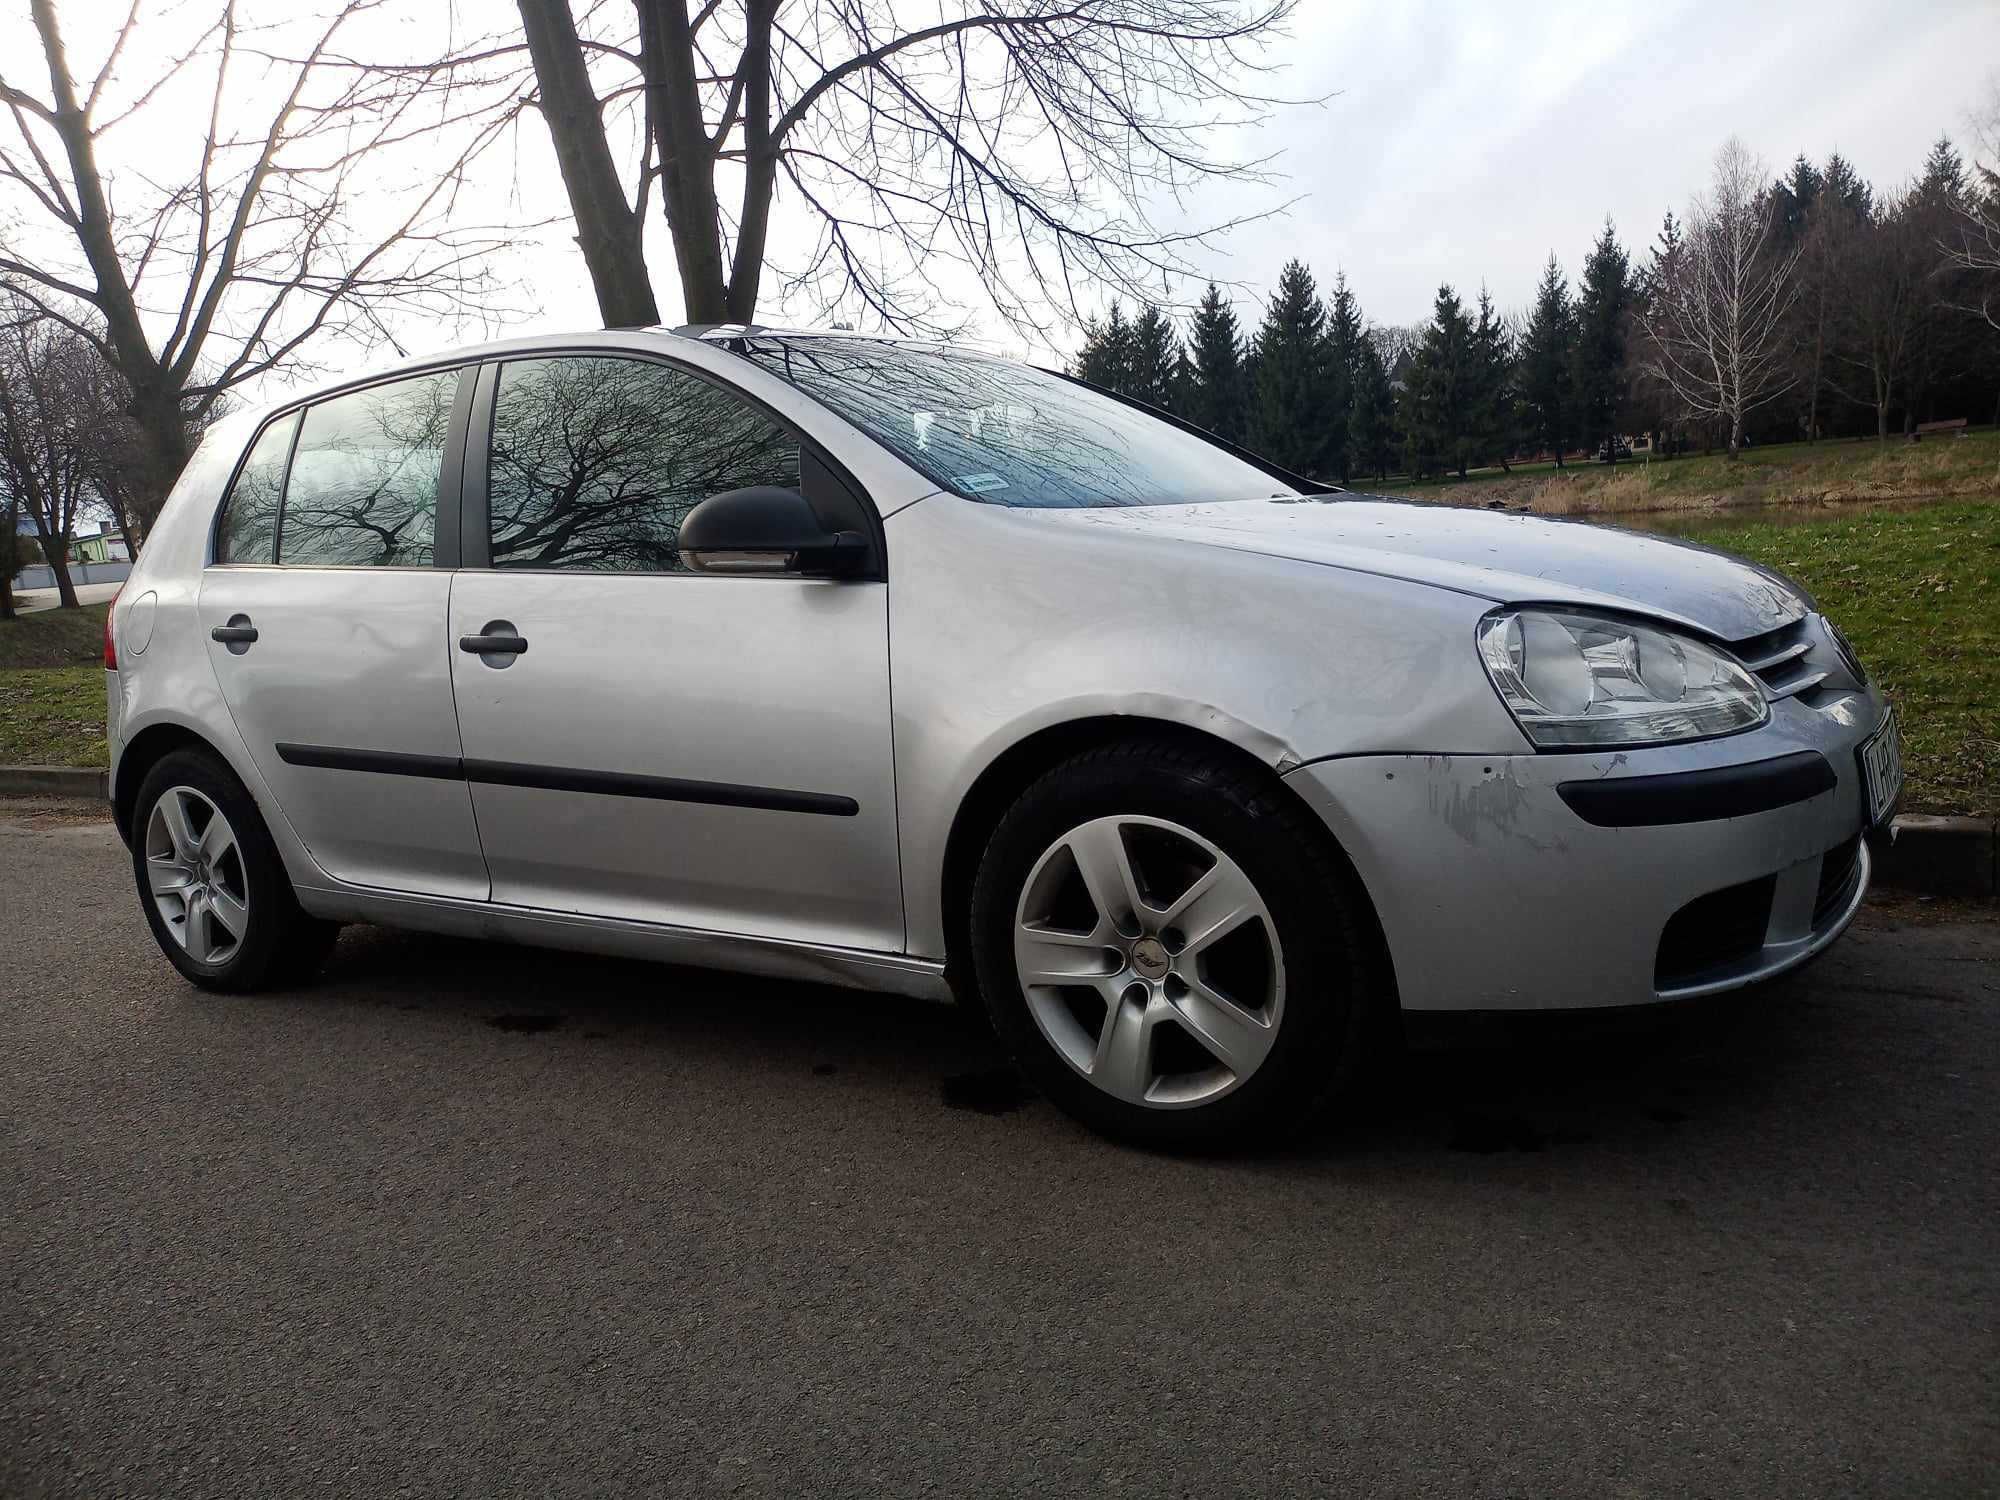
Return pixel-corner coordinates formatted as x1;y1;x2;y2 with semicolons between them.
487;356;800;572
733;336;1300;509
216;413;298;563
278;369;457;567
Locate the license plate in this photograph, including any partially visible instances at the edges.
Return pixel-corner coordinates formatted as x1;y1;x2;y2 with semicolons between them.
1859;709;1903;828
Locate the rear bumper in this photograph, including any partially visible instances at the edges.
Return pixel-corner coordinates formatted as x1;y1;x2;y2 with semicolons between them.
1284;693;1888;1012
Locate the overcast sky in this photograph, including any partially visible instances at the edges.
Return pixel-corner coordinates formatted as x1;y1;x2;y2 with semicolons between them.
9;0;1998;386
1159;0;2000;332
493;0;2000;351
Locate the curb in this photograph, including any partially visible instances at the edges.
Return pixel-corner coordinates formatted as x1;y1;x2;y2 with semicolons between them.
0;764;1991;898
1873;814;1998;900
0;765;108;800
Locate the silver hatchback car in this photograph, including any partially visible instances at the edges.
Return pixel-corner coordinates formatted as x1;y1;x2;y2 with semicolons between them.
108;326;1900;1146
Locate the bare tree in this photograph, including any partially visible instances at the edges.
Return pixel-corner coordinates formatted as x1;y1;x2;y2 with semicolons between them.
0;308;107;608
0;0;519;531
442;1;1302;333
1823;191;1931;441
1944;78;2000;331
0;477;21;618
1643;139;1801;458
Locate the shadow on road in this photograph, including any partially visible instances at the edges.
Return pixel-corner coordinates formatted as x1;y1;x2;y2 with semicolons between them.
259;920;1860;1168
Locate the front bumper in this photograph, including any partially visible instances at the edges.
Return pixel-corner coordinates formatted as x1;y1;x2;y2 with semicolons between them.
1284;687;1890;1012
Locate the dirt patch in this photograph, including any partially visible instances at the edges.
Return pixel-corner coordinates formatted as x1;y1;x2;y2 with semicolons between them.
0;795;113;828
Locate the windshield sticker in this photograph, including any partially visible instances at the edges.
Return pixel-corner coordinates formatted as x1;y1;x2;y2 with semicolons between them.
954;471;1010;493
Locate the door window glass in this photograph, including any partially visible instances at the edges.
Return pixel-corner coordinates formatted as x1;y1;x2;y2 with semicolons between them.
216;413;297;563
487;356;800;571
278;369;456;567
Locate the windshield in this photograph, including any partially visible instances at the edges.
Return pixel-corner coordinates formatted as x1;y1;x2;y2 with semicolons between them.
732;336;1300;508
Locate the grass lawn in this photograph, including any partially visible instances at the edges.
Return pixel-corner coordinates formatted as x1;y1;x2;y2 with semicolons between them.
1676;501;1999;817
0;603;113;765
0;664;107;768
0;600;109;669
1377;429;2000;517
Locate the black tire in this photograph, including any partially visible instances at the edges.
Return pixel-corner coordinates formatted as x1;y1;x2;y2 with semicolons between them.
129;747;341;992
969;738;1389;1150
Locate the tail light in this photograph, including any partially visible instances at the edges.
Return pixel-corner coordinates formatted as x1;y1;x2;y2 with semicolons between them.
103;585;122;669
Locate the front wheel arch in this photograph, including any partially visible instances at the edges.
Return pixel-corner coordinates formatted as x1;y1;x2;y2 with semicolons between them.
940;718;1397;1013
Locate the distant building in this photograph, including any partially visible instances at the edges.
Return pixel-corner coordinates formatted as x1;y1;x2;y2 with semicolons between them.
68;520;132;564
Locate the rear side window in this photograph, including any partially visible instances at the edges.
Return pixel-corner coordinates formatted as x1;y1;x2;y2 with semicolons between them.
486;355;800;572
217;413;298;564
278;369;458;567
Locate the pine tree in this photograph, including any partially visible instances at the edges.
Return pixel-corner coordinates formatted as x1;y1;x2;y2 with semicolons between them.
1918;135;1968;205
1572;218;1632;462
1773;154;1823;247
1347;334;1395;484
1519;254;1575;466
1127;305;1182;409
1471;286;1514;471
1072;302;1137;392
1635;211;1688;453
1250;259;1331;476
1819;152;1873;223
1183;284;1246;441
1323;272;1365;481
1905;136;1973;436
1402;284;1477;479
1169;348;1197;421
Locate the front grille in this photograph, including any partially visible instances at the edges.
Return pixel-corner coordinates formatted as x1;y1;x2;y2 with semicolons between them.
1656;874;1776;988
1731;616;1827;701
1825;620;1868;685
1813;834;1864;927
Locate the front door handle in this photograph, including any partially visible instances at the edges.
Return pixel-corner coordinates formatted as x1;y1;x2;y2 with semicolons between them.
211;615;258;653
459;620;528;667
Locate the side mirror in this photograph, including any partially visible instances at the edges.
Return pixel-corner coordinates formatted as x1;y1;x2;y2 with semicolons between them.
678;485;869;577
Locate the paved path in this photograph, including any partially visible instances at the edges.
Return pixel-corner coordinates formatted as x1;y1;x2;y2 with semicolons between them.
10;581;124;614
3;805;1996;1497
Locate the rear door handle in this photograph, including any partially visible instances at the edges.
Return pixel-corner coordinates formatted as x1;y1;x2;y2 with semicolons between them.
459;620;528;666
211;615;258;651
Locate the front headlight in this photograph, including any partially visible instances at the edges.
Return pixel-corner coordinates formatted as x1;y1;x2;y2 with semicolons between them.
1476;608;1768;748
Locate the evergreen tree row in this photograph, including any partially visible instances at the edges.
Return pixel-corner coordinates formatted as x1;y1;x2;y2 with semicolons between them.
1070;129;2000;483
1069;257;1594;484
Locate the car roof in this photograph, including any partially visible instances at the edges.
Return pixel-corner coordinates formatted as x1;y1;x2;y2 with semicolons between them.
232;324;1001;427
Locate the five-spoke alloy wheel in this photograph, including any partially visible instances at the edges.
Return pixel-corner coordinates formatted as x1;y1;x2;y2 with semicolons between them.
130;747;340;991
1014;815;1283;1109
972;738;1382;1149
144;785;252;966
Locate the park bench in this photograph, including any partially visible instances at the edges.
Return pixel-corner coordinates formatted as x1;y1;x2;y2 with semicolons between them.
1913;417;1968;439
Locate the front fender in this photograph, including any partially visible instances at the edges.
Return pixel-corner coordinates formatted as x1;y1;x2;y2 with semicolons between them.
885;495;1524;958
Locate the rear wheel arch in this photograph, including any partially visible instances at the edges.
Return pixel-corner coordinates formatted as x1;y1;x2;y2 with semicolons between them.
114;723;216;841
938;717;1396;1007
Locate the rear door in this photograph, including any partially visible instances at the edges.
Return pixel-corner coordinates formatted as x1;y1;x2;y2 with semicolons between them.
199;366;488;900
446;352;902;952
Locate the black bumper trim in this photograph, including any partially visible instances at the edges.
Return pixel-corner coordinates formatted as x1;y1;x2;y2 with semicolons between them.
1557;750;1837;827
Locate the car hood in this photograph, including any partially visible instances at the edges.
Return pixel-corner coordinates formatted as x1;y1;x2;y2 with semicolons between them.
1020;495;1807;641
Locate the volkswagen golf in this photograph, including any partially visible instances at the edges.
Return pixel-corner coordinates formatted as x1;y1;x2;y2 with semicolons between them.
105;326;1900;1146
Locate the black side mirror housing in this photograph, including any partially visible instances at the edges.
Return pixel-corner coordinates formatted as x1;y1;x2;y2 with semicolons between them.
678;485;869;577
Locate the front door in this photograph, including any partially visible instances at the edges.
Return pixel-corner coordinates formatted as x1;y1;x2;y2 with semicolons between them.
446;353;902;952
200;368;488;900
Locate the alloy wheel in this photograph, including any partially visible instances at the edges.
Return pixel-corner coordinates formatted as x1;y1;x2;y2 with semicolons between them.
1012;814;1284;1109
144;785;250;965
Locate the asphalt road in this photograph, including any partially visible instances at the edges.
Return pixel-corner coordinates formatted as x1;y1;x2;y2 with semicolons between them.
4;803;1996;1498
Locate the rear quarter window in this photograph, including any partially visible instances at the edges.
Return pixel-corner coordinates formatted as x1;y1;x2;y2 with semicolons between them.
278;369;458;567
216;413;298;564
